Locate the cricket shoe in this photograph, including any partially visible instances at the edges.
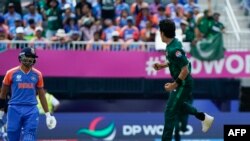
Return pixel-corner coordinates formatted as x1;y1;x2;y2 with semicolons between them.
201;113;214;132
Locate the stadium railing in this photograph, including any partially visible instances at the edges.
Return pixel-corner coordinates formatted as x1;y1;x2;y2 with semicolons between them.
1;32;250;52
0;40;156;52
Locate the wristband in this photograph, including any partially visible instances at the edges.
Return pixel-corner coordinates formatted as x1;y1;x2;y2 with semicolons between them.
175;78;183;86
45;112;51;117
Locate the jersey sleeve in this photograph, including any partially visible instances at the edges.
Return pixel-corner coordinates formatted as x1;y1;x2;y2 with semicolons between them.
37;73;44;88
171;48;189;68
2;71;12;86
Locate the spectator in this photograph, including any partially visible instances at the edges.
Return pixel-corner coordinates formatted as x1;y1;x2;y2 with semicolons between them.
61;0;76;7
51;28;69;41
78;3;94;22
62;4;76;25
193;7;201;23
140;21;157;42
24;19;36;40
12;26;27;49
149;0;162;15
4;3;22;30
102;19;120;41
185;10;196;42
51;29;71;50
31;27;48;49
75;0;91;19
0;27;10;51
68;30;82;50
0;16;9;39
9;17;22;38
115;0;130;18
136;3;156;30
86;31;104;51
180;19;189;40
211;12;225;34
31;27;46;42
131;0;148;16
197;9;214;38
69;30;81;41
37;0;50;16
64;17;79;33
116;10;129;27
153;6;167;26
13;27;25;40
172;8;183;29
165;0;184;19
125;32;145;51
0;27;9;41
80;18;101;41
184;0;200;13
58;0;74;12
91;0;102;20
4;0;22;16
37;90;60;114
101;0;115;20
23;3;43;27
120;16;139;41
105;31;124;51
179;0;198;5
45;0;63;38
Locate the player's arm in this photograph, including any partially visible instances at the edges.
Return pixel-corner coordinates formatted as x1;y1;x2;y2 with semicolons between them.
153;62;169;70
165;65;189;91
0;85;9;110
0;71;12;111
172;65;189;87
37;88;49;113
37;72;57;129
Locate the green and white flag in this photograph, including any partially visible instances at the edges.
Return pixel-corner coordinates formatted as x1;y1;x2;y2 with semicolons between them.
190;33;224;61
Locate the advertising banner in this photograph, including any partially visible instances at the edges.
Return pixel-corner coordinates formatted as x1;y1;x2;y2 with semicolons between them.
36;112;250;140
1;50;249;78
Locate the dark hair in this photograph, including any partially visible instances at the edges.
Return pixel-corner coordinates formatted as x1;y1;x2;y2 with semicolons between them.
159;19;175;38
84;3;92;10
28;19;35;25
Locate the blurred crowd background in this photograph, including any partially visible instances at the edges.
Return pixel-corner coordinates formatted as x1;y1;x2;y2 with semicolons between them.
0;0;232;51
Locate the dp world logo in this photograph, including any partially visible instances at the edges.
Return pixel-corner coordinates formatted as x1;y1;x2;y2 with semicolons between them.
77;117;116;141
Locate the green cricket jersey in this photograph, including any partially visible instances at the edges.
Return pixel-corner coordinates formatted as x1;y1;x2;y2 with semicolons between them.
184;18;196;42
211;21;225;35
46;8;62;30
197;17;214;37
166;38;193;86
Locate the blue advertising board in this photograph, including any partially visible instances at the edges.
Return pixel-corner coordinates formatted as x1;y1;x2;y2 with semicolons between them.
36;112;250;140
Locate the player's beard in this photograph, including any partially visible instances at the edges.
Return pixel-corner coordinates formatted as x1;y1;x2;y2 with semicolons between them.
21;57;35;68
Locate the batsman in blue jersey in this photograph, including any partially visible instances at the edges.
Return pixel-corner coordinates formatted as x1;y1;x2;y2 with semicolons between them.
0;47;57;141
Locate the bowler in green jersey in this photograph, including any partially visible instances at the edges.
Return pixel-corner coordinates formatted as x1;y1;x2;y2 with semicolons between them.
153;19;214;141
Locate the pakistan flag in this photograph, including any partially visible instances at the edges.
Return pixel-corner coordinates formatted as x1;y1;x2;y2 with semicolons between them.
190;33;225;61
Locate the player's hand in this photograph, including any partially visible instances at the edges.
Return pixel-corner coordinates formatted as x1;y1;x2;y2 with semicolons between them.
164;82;177;92
153;63;165;70
45;113;57;130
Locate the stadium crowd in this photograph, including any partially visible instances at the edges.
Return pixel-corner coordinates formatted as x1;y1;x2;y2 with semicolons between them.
0;0;225;51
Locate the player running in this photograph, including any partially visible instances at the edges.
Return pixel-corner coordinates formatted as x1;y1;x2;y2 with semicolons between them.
0;47;57;141
153;19;214;141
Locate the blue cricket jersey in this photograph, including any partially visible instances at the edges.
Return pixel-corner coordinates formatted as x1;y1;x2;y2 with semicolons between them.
3;66;44;105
